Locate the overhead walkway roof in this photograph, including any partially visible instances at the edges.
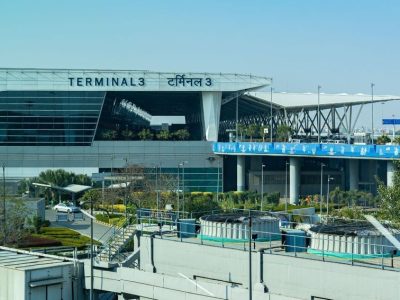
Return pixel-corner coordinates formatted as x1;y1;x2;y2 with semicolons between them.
246;92;400;111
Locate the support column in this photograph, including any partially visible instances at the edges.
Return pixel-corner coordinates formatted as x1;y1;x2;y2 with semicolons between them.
201;91;222;141
289;157;300;205
237;156;245;192
348;159;359;191
387;160;394;187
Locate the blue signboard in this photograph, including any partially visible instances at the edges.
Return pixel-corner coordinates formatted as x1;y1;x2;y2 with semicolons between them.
212;142;400;159
382;119;400;125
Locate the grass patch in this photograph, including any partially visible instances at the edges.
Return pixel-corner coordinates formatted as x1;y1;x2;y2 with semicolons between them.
32;227;100;249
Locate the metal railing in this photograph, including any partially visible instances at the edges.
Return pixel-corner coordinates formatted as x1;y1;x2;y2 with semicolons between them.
135;209;400;272
95;218;136;262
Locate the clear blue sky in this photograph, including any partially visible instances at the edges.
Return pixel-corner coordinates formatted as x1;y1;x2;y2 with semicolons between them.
1;0;400;125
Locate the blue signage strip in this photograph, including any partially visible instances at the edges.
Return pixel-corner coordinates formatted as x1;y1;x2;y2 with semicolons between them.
212;142;400;159
382;119;400;125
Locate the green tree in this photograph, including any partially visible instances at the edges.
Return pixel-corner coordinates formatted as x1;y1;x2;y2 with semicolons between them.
237;124;247;141
0;198;29;246
18;169;92;202
276;124;292;142
121;128;134;140
174;129;190;140
138;128;153;140
377;161;400;222
393;136;400;145
246;124;259;142
376;135;391;145
156;130;170;140
101;129;118;140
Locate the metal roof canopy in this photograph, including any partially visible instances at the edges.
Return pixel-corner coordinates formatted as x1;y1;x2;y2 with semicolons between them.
247;92;400;110
0;247;72;270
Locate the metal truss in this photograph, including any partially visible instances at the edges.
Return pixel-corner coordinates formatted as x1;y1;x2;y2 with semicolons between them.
219;99;365;141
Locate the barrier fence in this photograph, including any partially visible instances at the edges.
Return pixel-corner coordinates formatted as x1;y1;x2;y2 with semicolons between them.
135;209;400;272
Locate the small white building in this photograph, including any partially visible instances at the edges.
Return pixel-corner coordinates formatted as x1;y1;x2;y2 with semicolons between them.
0;247;82;300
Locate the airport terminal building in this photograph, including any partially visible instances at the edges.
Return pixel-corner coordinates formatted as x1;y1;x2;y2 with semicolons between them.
1;68;400;199
0;68;270;192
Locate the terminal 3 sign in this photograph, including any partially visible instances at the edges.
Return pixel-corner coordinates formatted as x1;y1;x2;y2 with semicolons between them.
68;74;212;88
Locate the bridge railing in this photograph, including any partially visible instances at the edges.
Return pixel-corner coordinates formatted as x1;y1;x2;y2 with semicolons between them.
136;210;400;272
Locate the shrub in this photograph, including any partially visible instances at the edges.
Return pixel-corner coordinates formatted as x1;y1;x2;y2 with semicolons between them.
138;129;153;140
95;214;109;223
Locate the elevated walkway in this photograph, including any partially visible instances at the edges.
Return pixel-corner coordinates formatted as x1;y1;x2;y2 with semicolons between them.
213;141;400;159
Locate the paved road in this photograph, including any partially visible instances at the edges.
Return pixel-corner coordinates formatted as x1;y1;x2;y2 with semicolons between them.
45;209;115;243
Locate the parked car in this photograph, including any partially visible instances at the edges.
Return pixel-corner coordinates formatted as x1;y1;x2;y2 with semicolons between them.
53;202;80;213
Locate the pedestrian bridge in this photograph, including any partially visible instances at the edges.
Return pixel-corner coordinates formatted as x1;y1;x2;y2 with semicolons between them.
213;142;400;159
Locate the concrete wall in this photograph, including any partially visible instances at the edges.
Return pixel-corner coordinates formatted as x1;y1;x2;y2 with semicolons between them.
87;263;298;300
0;141;215;176
139;235;400;300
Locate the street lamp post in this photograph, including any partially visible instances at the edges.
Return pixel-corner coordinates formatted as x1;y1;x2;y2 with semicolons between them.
182;163;185;215
177;164;180;218
285;161;289;212
248;212;253;300
317;85;321;144
155;164;161;213
261;163;266;211
371;83;375;144
124;157;128;220
179;161;188;217
270;86;273;143
327;176;334;217
2;163;5;245
217;158;220;201
320;162;325;215
392;114;396;140
90;198;94;300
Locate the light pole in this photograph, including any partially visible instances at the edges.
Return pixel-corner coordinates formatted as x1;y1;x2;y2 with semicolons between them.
371;83;375;144
317;85;321;143
320;162;325;215
2;163;5;245
392;114;396;140
177;164;180;218
111;154;115;214
235;91;239;141
285;161;289;212
155;164;161;213
327;176;334;216
179;161;188;216
124;157;128;220
260;163;266;211
217;157;220;201
248;212;253;300
270;86;273;143
90;198;94;300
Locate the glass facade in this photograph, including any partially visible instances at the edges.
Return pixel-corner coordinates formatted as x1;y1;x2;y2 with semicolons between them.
95;91;203;141
0;91;104;145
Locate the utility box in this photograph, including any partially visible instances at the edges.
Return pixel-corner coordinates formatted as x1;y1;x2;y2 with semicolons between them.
177;219;196;238
283;229;307;252
0;248;75;300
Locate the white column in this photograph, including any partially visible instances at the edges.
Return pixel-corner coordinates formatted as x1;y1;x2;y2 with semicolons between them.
289;157;301;205
201;91;222;141
387;160;394;187
237;156;245;191
349;159;359;191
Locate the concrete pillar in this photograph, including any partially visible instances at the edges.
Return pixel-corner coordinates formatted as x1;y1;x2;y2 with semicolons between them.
289;157;300;204
237;156;245;191
201;91;222;141
387;160;394;187
349;159;359;191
